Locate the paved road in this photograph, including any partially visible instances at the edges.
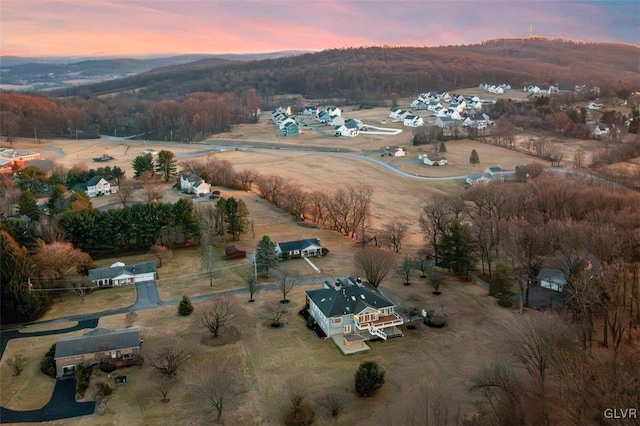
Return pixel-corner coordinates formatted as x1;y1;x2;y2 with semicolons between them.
0;379;95;423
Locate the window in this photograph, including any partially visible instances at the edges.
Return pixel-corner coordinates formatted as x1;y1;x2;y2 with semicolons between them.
343;325;352;333
332;317;341;324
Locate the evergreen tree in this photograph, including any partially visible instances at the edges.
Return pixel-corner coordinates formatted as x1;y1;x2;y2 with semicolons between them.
439;141;447;153
46;184;68;215
1;229;49;324
225;197;249;241
68;190;93;212
17;189;40;221
469;149;480;165
355;361;385;397
437;220;477;278
178;295;194;316
132;153;155;178
255;235;277;277
156;150;178;182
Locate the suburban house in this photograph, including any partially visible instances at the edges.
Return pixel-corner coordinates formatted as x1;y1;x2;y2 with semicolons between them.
537;268;566;292
88;261;156;287
484;166;508;178
593;125;610;137
384;146;405;157
327;106;341;117
302;106;318;115
334;119;359;137
463;113;493;129
316;110;332;123
72;176;118;197
403;114;424;127
180;173;211;196
305;278;403;352
275;238;325;260
278;117;296;130
281;120;301;137
435;116;460;130
421;154;448;166
465;172;496;186
54;327;141;378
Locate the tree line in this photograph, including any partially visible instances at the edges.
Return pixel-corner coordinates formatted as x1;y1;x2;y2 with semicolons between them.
0;89;261;142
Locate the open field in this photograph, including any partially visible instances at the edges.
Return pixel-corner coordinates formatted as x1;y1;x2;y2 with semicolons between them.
1;271;533;424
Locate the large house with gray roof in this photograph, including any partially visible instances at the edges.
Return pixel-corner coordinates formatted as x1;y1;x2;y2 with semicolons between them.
54;327;141;378
305;278;403;344
73;175;118;197
88;261;156;287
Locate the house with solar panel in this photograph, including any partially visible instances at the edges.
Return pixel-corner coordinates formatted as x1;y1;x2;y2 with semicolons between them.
304;277;403;353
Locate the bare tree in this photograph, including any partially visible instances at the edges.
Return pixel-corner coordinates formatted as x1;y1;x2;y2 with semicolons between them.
140;171;163;203
6;354;27;376
264;302;288;327
149;244;173;268
396;255;415;285
152;345;190;378
254;174;288;206
116;178;136;206
34;240;93;280
201;296;237;338
354;248;396;288
470;363;525;425
419;194;457;264
416;248;431;278
277;273;296;303
237;169;256;191
155;375;175;403
246;274;259;302
67;278;94;303
125;312;138;328
379;222;408;253
426;266;445;295
199;366;236;423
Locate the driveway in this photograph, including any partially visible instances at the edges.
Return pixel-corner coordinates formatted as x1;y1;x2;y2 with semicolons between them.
0;379;95;423
133;279;162;307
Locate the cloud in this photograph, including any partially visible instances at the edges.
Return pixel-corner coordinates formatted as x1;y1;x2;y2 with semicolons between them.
1;0;637;57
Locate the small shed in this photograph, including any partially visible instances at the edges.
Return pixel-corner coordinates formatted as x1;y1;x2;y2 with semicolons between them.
225;245;247;260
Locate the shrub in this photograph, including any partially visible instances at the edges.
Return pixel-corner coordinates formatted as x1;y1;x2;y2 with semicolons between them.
74;363;94;398
355;361;385;396
99;361;117;373
40;344;56;378
424;308;448;328
306;316;316;329
95;382;113;397
6;354;27;376
178;295;194;316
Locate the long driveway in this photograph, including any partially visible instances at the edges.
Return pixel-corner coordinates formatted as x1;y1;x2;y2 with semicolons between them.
0;379;95;423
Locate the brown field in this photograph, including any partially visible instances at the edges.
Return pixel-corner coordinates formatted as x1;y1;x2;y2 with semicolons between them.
0;101;624;424
2;272;535;425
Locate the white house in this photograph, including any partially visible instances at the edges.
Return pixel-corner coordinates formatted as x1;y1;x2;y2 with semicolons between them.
334;124;358;137
278;117;297;130
403;114;424;127
463;113;493;128
88;261;156;287
593;125;610;137
180;173;211;196
305;278;404;343
421;154;447;166
587;102;603;110
327;106;341;117
385;146;405;157
302;106;318;115
435;116;460;129
74;176;116;197
275;238;324;260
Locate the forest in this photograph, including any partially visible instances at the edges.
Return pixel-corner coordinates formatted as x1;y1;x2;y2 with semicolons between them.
1;38;639;142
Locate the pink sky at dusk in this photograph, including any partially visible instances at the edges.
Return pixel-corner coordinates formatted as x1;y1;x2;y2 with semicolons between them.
1;0;638;58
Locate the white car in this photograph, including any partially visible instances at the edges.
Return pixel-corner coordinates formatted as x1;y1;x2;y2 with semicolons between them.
143;148;158;155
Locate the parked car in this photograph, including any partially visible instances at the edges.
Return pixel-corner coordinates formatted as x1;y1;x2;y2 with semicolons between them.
114;375;127;384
